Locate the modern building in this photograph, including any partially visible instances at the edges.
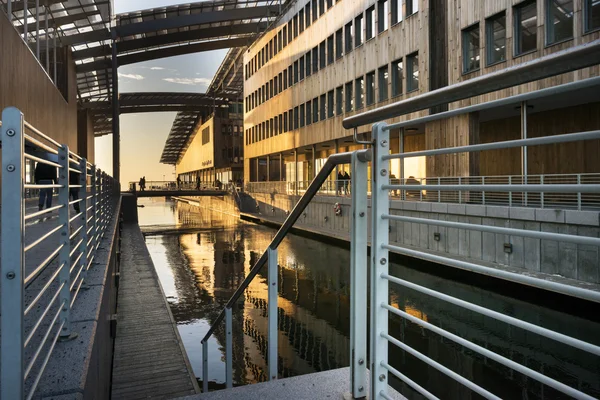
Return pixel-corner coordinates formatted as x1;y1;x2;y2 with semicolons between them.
241;0;600;187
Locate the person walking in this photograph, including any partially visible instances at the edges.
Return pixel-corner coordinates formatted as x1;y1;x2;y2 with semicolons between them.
139;177;144;192
176;175;182;190
35;160;57;210
195;173;200;190
343;171;351;195
337;171;344;195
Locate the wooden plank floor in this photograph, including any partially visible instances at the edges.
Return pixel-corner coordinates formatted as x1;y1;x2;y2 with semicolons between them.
111;223;199;399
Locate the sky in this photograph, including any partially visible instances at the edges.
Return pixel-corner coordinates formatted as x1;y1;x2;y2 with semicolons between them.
94;0;228;187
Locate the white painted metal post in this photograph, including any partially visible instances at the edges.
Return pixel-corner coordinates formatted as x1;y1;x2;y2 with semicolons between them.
79;158;88;285
1;107;25;400
35;0;40;59
482;176;486;205
577;174;582;210
90;165;97;252
509;176;513;207
23;0;28;42
521;101;528;207
370;122;389;400
202;340;209;392
458;177;462;204
399;127;404;200
540;175;544;209
437;177;441;202
350;150;368;398
267;247;278;381
419;178;423;201
225;307;233;389
58;145;73;338
45;6;49;71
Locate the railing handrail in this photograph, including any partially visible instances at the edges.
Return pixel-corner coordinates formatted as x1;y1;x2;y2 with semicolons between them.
342;38;600;129
200;149;371;343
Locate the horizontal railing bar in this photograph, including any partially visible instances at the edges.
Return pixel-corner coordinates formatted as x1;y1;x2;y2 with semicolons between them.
382;304;596;400
86;254;95;270
382;184;600;193
69;238;83;259
24;205;63;221
342;39;600;129
69;184;83;189
24;224;64;252
68;151;82;160
24;300;64;380
71;278;84;308
24;263;63;316
384;76;600;131
70;254;84;285
381;361;440;400
382;332;501;399
24;244;64;287
201;149;370;344
382;215;600;247
380;392;394;400
24;134;59;155
24;121;62;147
382;244;600;303
69;198;84;205
383;130;600;160
69;212;83;224
381;274;600;356
68;167;82;174
25;184;62;189
25;320;65;400
24;154;62;169
24;283;63;348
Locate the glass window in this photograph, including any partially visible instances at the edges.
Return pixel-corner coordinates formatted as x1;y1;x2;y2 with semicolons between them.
391;58;402;96
306;4;312;27
300;104;305;127
345;22;353;53
391;0;402;24
355;76;364;109
345;81;353;112
313;97;319;122
279;114;283;134
278;31;283;51
378;65;389;101
299;9;305;33
462;23;480;73
299;56;305;80
270;79;274;97
586;0;600;32
283;112;288;132
366;6;375;40
406;0;418;16
319;0;325;15
320;94;326;120
274;76;278;95
327;90;334;117
273;36;278;56
327;0;333;9
327;35;334;64
336;29;343;58
293;14;299;37
293;107;299;130
306;100;312;125
355;14;363;46
283;69;288;89
283;26;288;46
312;0;318;21
306;51;312;76
378;0;389;33
514;0;537;55
279;72;283;92
293;60;299;84
289;109;293;131
486;12;506;65
312;47;319;71
288;65;293;87
288;20;293;42
546;0;573;44
407;53;419;92
365;71;375;105
274;116;278;135
320;41;326;69
336;86;343;115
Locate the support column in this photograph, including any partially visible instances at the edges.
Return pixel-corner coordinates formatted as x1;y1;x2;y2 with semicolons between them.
255;158;259;182
311;144;316;181
521;101;528;206
111;30;120;183
294;149;298;195
279;153;283;181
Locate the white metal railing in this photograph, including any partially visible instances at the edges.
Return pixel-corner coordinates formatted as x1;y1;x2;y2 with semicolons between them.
0;107;118;400
128;180;224;192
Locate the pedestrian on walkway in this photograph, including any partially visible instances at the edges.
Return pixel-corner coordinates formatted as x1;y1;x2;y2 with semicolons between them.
337;171;344;195
343;171;351;195
195;173;200;190
176;175;182;190
35;160;57;211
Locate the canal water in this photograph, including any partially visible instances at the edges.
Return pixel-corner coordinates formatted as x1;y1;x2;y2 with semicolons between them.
138;197;600;399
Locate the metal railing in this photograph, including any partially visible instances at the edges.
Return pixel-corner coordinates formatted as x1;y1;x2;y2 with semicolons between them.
128;180;224;192
200;149;371;397
0;107;118;400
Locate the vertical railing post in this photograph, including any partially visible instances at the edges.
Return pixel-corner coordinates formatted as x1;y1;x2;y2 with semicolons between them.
90;165;97;253
419;178;423;201
8;0;12;21
521;101;528;207
23;0;28;43
350;150;368;398
577;174;582;211
202;340;209;392
58;145;73;338
35;0;40;59
437;177;441;203
79;158;88;286
225;307;233;389
370;122;389;400
482;176;486;205
1;107;25;400
540;175;544;209
509;176;513;207
267;247;278;381
458;177;462;204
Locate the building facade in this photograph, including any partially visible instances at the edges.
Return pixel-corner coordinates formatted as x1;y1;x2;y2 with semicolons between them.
242;0;600;185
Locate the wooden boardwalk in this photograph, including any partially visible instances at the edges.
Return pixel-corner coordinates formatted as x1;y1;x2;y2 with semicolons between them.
111;223;199;399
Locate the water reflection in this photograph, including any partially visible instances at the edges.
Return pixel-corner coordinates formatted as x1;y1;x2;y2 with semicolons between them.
140;198;600;399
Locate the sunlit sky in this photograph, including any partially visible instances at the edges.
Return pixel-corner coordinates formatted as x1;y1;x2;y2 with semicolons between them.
94;0;228;186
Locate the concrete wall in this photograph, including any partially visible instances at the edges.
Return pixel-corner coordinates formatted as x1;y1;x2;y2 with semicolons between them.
246;192;600;284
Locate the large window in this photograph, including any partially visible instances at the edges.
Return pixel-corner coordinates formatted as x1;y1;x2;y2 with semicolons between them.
407;53;419;92
391;58;403;96
378;0;389;33
312;0;318;21
406;0;418;16
313;97;319;122
366;71;375;105
305;3;311;27
319;0;325;16
355;76;364;109
306;51;312;76
319;41;326;69
327;90;334;117
293;107;299;130
327;35;334;64
288;66;293;86
514;0;537;55
336;86;344;115
320;94;326;120
486;12;506;65
345;22;353;53
283;112;288;132
300;104;305;128
366;6;375;40
299;9;305;34
283;26;288;47
336;29;343;58
288;20;293;42
391;0;402;25
306;100;312;125
299;56;305;80
378;65;389;101
279;72;283;92
293;14;298;38
283;69;288;89
462;23;480;73
355;14;364;46
293;60;299;84
586;0;600;32
312;47;319;72
546;0;573;44
345;81;353;112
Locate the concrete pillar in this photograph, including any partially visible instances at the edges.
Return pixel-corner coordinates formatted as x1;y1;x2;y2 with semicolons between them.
279;153;283;181
311;144;316;180
294;149;298;195
111;30;120;184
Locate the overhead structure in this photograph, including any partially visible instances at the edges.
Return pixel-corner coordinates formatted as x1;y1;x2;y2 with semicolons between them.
160;112;205;165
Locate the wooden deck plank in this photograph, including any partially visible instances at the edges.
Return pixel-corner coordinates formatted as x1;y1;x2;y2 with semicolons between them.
111;223;199;399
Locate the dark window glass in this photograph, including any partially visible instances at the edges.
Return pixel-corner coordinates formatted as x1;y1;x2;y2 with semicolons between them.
274;76;278;95
406;0;418;15
293;107;299;130
312;47;319;71
313;97;319;121
355;14;363;46
462;23;480;73
306;101;312;125
514;0;537;55
283;69;288;89
378;0;389;33
327;90;334;117
327;35;334;64
319;0;325;15
300;104;305;127
391;0;402;25
366;6;375;40
486;12;506;65
306;4;312;27
336;86;343;115
312;0;318;21
289;110;293;131
407;53;419;92
366;71;375;105
320;94;326;120
306;51;312;76
355;77;364;109
327;0;333;9
345;81;353;111
288;20;293;42
283;26;287;46
278;31;283;51
299;9;305;33
546;0;573;44
336;29;343;58
586;0;600;32
299;56;305;80
378;65;388;101
279;72;283;92
320;41;326;68
345;22;353;53
293;14;298;37
284;112;288;132
288;66;293;86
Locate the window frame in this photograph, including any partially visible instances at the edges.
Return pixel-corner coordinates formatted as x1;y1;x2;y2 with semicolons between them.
485;11;507;67
462;22;481;74
514;0;538;56
378;0;389;33
345;81;353;112
355;76;364;110
545;0;574;45
366;6;376;40
406;52;419;93
378;65;389;102
336;85;344;115
345;21;353;54
585;0;600;33
391;58;403;97
355;14;364;47
366;71;375;106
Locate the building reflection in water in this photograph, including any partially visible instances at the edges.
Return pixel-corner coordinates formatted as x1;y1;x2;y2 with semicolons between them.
142;199;600;399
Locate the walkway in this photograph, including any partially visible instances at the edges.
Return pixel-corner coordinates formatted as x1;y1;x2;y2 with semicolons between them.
111;223;199;399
